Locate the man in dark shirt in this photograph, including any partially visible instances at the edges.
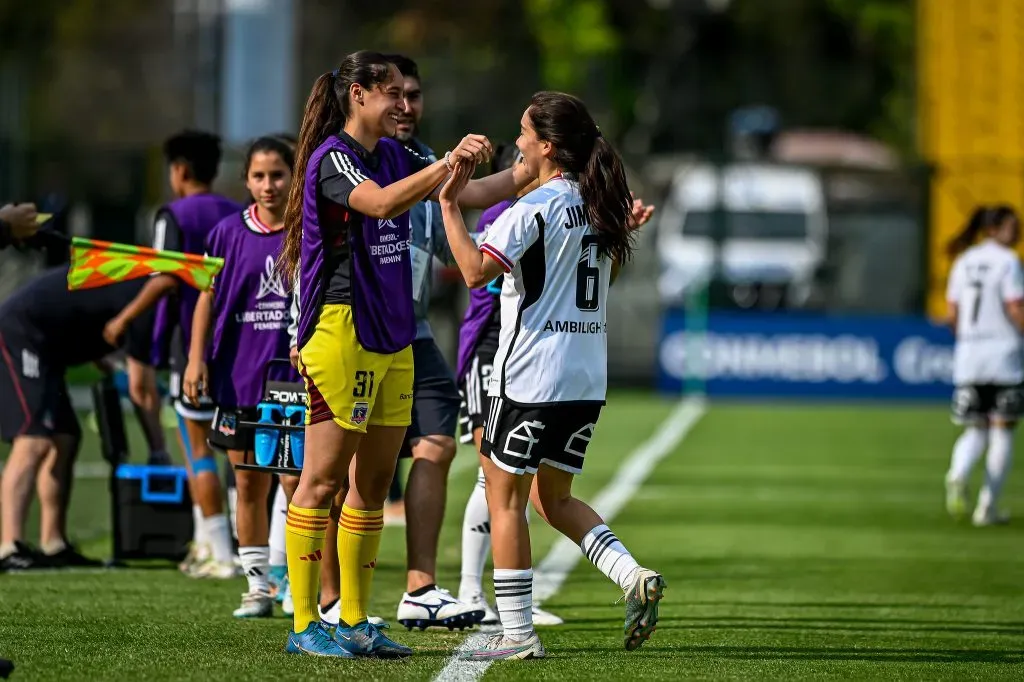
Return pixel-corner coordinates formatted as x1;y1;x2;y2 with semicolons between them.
0;265;155;570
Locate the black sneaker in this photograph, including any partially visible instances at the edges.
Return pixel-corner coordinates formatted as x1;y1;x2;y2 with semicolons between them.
44;544;103;568
0;541;50;572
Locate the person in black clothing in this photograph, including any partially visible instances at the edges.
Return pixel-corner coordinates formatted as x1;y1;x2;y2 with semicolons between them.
0;203;39;248
0;265;157;571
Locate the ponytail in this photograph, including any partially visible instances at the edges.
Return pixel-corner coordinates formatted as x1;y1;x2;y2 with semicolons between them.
528;91;636;263
278;72;345;284
947;205;1018;258
579;135;636;264
277;51;396;284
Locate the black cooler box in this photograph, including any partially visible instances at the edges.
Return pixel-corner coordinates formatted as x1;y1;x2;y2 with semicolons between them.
92;376;193;562
113;464;193;561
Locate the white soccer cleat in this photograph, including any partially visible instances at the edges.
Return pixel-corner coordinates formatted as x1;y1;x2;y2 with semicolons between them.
319;600;386;628
623;568;666;651
319;601;340;628
972;506;1010;527
531;604;564;626
282;581;294;616
458;632;546;661
179;543;211;576
945;478;969;519
462;591;500;625
189;558;241;579
397;587;485;631
233;590;274;618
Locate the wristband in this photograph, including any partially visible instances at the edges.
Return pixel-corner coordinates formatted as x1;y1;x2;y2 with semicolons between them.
444;151;453;172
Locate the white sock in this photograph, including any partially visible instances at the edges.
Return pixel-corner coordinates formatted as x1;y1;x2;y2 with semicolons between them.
239;546;270;594
42;539;67;555
581;524;641;592
205;514;234;564
192;505;206;546
459;468;491;600
493;568;534;640
269;485;288;568
949;426;988;483
227;486;238;541
978;427;1014;510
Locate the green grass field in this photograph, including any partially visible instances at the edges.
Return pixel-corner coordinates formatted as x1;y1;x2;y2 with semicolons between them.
2;393;1024;680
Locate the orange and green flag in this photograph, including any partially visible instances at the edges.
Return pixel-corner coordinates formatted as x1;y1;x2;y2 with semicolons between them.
67;237;224;291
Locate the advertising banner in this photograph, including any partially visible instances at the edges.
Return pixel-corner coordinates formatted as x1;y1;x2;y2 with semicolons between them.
658;311;954;400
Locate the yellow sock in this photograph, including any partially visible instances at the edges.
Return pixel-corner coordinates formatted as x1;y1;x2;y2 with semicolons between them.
338;504;384;626
285;503;330;632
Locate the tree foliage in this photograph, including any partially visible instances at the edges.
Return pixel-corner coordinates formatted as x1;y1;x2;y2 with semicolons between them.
523;0;620;92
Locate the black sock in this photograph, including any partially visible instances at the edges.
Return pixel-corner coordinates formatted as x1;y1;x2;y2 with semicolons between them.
320;597;339;612
409;583;436;597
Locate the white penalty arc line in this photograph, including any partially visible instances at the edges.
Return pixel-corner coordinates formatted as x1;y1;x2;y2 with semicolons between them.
433;396;707;682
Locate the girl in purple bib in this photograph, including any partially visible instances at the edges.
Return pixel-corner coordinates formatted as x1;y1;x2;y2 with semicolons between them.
275;50;533;658
183;136;298;618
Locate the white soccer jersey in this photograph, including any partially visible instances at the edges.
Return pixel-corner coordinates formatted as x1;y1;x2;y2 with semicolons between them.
947;239;1024;385
480;176;610;405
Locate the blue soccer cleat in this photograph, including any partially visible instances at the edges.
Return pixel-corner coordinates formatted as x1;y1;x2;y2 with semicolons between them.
334;620;413;658
285;622;355;658
271;572;288;604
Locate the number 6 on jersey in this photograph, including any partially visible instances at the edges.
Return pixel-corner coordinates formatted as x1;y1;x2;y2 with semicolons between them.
576;235;601;311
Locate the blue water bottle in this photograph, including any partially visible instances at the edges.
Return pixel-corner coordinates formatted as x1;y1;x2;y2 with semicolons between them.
254;403;283;467
284;405;306;469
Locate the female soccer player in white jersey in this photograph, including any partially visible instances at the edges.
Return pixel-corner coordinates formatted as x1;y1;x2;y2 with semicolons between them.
945;205;1024;526
456;146;564;628
439;91;662;660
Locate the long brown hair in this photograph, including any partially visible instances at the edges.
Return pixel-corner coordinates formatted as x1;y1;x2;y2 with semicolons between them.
527;91;635;263
947;205;1018;257
277;51;394;282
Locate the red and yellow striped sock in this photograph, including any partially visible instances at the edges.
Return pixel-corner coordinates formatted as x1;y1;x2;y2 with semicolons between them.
338;504;384;626
285;504;330;632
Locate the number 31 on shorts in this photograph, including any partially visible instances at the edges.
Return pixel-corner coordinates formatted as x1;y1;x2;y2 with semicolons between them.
353;370;376;399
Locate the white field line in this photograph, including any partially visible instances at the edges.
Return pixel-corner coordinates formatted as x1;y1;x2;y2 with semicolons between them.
433;396;707;682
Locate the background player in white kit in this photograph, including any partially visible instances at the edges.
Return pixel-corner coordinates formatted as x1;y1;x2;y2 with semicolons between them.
439;91;661;661
945;205;1024;526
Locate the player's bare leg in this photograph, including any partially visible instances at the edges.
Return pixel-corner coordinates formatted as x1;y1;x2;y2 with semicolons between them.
37;433;83;560
534;464;665;651
333;425;412;656
169;412;209;573
396;433;483;630
317;488;345;625
126;358;169;464
0;436;52;569
284;419;358;657
182;417;235;578
227;449;273;617
459;430;563;628
458;457;544;660
405;434;456;591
